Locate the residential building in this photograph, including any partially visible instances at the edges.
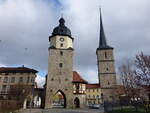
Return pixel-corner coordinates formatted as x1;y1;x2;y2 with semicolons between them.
86;84;101;105
0;66;38;109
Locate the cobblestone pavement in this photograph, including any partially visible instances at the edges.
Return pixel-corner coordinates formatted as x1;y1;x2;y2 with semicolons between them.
19;108;104;113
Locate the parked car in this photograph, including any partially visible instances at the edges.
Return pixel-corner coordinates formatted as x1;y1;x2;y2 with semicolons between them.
88;104;100;109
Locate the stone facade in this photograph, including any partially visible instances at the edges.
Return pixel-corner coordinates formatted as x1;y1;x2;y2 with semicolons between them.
97;49;117;101
44;18;90;109
45;48;74;108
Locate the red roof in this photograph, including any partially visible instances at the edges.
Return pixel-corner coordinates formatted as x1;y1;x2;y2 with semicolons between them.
72;71;87;83
0;66;38;73
86;84;100;88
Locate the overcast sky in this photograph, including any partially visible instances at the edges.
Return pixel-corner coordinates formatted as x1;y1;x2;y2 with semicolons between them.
0;0;150;87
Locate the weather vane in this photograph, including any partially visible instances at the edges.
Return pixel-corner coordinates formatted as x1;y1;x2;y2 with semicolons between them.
99;5;101;12
60;6;64;18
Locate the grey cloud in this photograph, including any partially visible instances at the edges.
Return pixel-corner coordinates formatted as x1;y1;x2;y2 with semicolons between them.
0;0;150;85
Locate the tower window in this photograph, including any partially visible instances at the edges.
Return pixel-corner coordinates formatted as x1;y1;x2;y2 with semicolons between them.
60;43;63;47
105;52;107;59
51;78;54;81
106;68;109;71
60;51;63;56
59;63;63;68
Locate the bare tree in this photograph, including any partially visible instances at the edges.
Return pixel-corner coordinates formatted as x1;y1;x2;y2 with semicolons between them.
0;84;34;111
119;52;150;100
119;60;139;99
8;84;33;108
135;52;150;86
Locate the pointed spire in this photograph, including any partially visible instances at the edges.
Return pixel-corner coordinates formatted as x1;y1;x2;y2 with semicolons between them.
98;8;113;49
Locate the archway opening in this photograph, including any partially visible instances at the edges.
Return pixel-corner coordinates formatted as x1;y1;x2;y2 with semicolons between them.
52;90;66;108
33;96;42;108
74;97;80;108
23;97;32;109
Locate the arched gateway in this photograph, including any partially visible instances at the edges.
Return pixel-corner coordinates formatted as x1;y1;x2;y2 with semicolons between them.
52;90;66;108
74;97;80;108
44;17;74;108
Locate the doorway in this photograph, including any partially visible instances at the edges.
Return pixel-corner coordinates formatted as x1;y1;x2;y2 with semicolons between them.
52;90;66;108
74;97;80;108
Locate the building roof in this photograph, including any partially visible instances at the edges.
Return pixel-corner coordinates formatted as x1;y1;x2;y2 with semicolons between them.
86;83;100;89
72;71;88;83
50;17;73;39
0;66;38;73
97;8;113;50
140;85;150;91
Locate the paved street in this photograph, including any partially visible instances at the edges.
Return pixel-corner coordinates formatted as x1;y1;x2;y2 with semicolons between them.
19;108;104;113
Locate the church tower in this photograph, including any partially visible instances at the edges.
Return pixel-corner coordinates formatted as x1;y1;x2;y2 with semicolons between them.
96;9;117;101
45;18;74;108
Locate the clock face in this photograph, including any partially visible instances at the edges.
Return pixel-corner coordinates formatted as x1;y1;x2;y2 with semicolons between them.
60;38;64;42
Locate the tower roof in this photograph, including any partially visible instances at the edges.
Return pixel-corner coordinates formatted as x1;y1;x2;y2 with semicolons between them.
98;8;113;50
51;17;72;38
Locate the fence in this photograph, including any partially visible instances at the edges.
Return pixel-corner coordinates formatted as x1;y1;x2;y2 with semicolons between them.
103;100;150;113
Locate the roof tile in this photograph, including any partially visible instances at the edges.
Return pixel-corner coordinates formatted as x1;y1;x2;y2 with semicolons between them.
72;71;87;83
86;84;100;88
0;67;38;73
